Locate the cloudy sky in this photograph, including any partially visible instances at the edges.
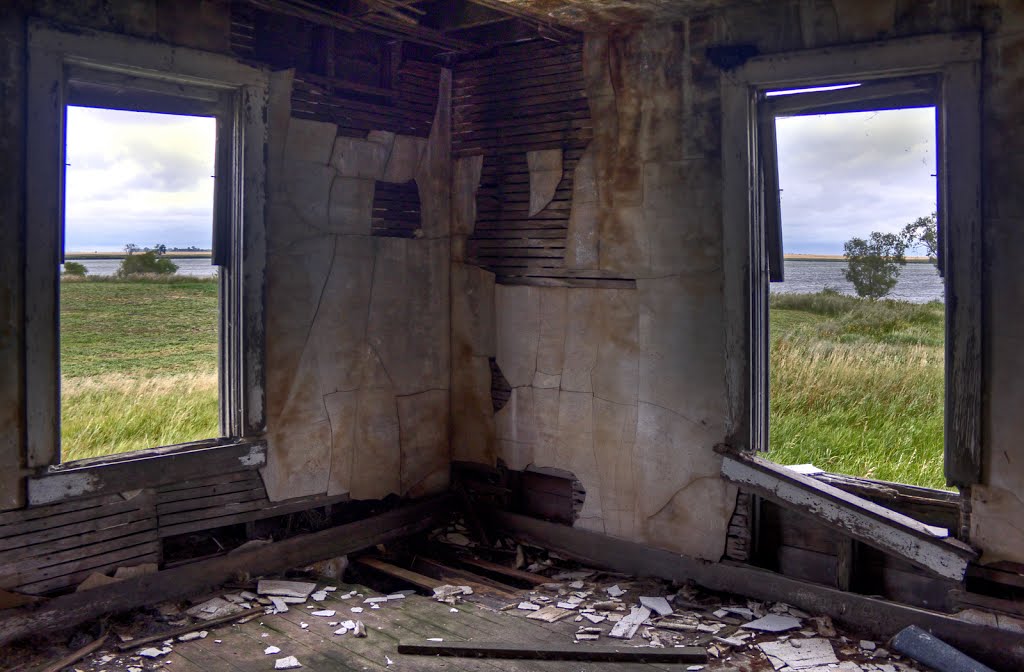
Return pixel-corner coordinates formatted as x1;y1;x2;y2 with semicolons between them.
776;107;937;255
63;104;936;256
64;107;216;252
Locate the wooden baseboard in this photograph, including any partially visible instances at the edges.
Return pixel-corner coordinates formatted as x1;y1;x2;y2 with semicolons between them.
491;510;1024;671
0;495;452;646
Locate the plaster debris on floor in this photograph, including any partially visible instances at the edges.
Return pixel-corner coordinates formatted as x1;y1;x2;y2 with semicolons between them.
17;518;946;672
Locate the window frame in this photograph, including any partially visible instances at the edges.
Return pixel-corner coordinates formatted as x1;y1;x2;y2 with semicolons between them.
24;22;268;483
720;33;982;489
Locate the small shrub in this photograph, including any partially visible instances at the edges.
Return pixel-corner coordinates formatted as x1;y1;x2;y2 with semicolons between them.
843;232;908;299
62;261;87;277
116;251;178;277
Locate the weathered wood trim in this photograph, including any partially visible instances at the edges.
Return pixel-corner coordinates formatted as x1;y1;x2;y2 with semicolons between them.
24;35;63;468
721;31;983;485
27;440;267;507
738;33;981;87
491;511;1024;671
720;76;755;450
397;641;707;663
0;495;452;646
24;22;269;471
941;60;982;487
719;451;974;580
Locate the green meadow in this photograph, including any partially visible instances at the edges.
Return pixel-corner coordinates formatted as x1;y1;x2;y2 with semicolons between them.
768;290;947;489
59;275;219;462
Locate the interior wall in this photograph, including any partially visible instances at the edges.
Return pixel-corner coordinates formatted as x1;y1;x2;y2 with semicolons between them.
451;26;738;563
450;1;1024;567
260;72;453;502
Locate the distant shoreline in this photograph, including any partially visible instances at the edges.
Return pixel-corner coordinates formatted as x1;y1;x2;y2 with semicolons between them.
66;251;211;260
785;253;934;264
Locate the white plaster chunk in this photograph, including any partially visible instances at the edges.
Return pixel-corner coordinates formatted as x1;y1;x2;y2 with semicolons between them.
757;638;838;669
742;614;802;632
453;154;485;235
608;606;651;640
284;161;334;230
327;177;375;235
381;135;427;184
495;284;540;388
527;148;563;217
259;580;318;598
565;144;599;270
275;656;302;669
285;118;337;165
330;136;389;179
639;596;673;616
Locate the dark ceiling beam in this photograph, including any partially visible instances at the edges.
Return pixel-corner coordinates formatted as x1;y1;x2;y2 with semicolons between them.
246;0;478;51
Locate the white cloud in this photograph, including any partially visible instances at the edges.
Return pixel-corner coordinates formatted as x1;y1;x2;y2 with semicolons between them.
64;107;216;252
775;107;937;254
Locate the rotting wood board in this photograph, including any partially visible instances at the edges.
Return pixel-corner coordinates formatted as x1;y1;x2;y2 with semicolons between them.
0;496;452;646
718;450;974;580
396;640;707;663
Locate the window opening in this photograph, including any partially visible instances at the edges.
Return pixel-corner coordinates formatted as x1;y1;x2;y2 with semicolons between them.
60;107;220;461
762;88;948;490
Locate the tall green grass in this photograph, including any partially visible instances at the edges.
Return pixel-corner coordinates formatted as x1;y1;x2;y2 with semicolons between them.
768;290;947;489
60;276;219;461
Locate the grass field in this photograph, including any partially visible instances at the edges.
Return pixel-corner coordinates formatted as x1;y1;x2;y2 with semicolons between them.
768;290;947;489
60;275;219;461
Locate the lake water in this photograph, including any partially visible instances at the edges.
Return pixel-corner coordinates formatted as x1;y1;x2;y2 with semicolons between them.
771;259;944;304
65;257;219;278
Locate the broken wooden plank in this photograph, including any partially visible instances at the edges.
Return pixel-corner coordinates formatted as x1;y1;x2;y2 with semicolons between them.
38;635;108;672
0;495;451;647
491;510;1024;671
455;557;550;586
354;557;440;592
411;557;520;597
396;640;706;663
718;449;975;580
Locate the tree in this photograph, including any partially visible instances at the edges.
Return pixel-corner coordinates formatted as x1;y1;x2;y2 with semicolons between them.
843;231;908;300
62;261;87;277
116;251;178;277
124;243;139;256
902;212;938;266
152;243;167;256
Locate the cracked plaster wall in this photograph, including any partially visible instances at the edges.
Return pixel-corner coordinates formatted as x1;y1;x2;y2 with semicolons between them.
451;24;737;563
450;3;1024;568
261;70;453;503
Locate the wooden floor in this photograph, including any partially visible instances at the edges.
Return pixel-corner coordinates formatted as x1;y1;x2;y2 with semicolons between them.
149;579;730;672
